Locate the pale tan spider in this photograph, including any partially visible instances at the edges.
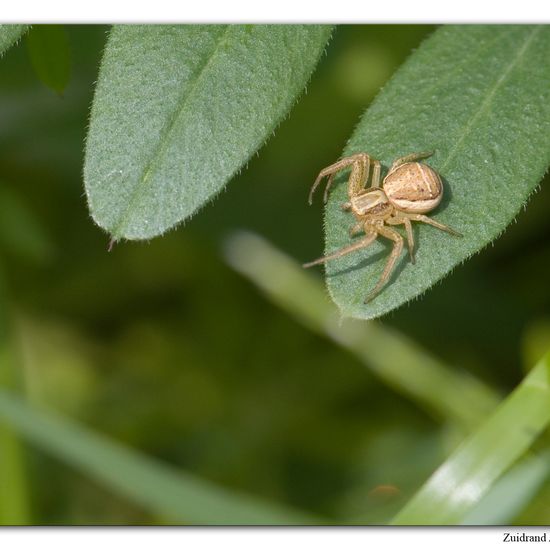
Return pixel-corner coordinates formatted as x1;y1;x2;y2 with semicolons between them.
304;151;462;303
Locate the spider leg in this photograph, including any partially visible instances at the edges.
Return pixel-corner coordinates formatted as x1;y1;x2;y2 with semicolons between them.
387;216;415;263
308;153;372;205
390;151;434;172
364;226;404;303
346;154;374;200
303;232;377;268
405;213;462;237
370;159;381;188
349;221;364;237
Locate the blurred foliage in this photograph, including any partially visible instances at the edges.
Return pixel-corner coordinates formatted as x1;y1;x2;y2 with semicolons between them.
0;24;550;525
26;25;71;96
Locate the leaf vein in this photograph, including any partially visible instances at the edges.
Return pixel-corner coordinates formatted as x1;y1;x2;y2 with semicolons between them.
111;25;234;237
440;26;542;172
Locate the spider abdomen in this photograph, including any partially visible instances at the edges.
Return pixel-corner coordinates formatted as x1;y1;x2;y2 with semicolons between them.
383;162;442;214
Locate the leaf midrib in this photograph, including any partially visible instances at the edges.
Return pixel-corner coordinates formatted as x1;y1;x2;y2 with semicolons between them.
111;25;234;238
439;26;541;173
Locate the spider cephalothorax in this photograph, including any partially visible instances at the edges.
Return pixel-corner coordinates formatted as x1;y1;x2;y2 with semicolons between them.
304;151;461;303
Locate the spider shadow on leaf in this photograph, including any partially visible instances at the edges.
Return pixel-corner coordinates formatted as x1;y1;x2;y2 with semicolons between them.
328;231;412;283
438;174;454;210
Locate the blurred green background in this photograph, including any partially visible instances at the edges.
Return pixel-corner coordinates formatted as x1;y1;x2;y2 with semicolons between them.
1;24;550;525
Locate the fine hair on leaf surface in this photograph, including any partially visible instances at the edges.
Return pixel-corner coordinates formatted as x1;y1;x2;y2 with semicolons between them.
0;25;28;56
84;24;333;241
318;25;550;320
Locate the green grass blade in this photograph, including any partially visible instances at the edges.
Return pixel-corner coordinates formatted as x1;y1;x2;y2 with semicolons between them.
84;25;332;241
321;26;550;319
0;25;28;56
391;353;550;525
224;231;499;431
461;453;550;525
0;389;321;525
26;25;71;95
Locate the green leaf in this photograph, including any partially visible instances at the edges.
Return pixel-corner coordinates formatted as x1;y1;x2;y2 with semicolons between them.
391;352;550;525
0;25;27;56
26;25;71;95
84;24;332;240
0;389;321;524
321;26;550;319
